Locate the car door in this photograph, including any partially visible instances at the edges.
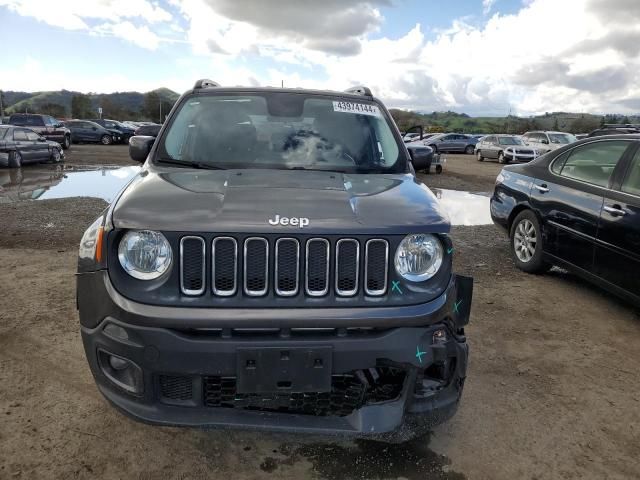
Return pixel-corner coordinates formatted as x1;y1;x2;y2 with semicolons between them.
12;128;34;161
593;144;640;300
439;134;456;151
25;130;49;162
530;139;633;272
485;136;498;158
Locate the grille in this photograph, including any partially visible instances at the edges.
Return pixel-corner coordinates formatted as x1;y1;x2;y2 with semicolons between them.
202;367;405;417
306;239;329;296
244;238;268;296
180;237;205;295
275;238;299;296
159;375;193;401
365;239;389;295
180;236;390;298
212;237;237;296
335;239;359;296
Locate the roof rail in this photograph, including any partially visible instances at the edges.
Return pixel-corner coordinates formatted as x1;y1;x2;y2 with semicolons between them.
345;86;373;97
193;79;220;90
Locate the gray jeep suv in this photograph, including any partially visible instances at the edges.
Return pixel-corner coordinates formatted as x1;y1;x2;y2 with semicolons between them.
76;80;473;441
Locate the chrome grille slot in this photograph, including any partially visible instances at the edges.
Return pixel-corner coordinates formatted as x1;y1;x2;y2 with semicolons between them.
305;238;330;296
275;238;300;296
365;239;389;296
244;237;269;296
180;236;205;295
335;239;359;296
212;237;237;296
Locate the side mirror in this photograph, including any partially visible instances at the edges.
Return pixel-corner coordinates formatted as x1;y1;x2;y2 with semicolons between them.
129;135;155;162
541;139;549;144
38;137;46;142
407;146;433;172
55;122;64;128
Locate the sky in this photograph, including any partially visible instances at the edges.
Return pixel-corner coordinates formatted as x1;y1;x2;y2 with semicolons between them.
0;0;639;116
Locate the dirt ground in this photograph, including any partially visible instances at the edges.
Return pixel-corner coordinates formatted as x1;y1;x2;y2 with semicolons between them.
1;145;639;480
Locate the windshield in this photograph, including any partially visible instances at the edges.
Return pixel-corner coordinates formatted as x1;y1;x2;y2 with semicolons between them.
498;137;523;145
158;93;403;173
549;133;575;144
0;128;7;140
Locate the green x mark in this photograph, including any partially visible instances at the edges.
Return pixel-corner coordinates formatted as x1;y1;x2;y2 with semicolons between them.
391;280;403;294
454;299;463;314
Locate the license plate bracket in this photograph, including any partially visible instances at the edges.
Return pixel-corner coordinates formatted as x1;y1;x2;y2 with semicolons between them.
236;346;332;394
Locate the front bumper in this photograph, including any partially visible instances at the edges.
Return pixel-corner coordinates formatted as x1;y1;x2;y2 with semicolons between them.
504;152;536;162
78;271;472;439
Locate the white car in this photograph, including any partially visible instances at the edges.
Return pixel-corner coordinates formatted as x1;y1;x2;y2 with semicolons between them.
521;131;577;155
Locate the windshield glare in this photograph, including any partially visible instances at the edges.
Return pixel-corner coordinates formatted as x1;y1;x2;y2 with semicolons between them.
549;133;574;144
159;93;402;173
498;137;523;145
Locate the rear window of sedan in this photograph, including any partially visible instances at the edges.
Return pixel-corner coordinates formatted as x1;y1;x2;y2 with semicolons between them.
0;128;7;139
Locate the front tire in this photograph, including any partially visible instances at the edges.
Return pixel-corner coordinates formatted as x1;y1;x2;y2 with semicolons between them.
465;145;474;154
476;150;483;162
51;148;62;163
62;135;71;150
498;151;507;164
428;144;437;153
9;151;22;168
101;134;113;145
510;210;548;273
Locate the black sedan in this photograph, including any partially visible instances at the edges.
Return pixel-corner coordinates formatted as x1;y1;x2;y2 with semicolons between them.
491;135;640;305
0;125;64;168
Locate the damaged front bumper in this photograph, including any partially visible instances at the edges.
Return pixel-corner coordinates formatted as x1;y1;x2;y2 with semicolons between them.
77;272;472;440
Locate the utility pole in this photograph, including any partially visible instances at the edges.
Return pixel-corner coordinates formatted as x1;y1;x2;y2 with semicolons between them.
0;90;4;118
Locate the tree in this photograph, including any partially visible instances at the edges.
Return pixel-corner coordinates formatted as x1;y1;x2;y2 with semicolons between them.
570;115;600;134
71;94;92;119
40;103;67;118
0;90;5;117
143;92;161;121
552;117;559;130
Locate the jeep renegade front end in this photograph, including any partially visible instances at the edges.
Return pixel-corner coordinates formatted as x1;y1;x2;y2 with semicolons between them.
77;80;473;441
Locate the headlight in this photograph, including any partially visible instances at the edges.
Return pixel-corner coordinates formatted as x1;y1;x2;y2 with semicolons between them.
118;230;172;280
394;234;443;282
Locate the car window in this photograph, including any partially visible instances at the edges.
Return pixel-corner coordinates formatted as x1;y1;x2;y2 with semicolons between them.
26;131;40;141
621;148;640;196
498;137;520;145
44;116;56;126
13;129;28;141
485;136;496;143
0;128;7;140
558;141;631;187
105;121;116;128
161;93;403;173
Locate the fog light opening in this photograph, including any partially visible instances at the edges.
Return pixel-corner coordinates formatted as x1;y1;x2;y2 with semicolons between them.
103;323;129;341
433;328;448;344
97;349;143;395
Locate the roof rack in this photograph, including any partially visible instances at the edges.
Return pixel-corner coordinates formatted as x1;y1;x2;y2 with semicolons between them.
345;86;373;97
193;79;220;90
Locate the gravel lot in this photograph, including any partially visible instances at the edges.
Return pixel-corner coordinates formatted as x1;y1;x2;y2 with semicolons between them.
1;145;639;480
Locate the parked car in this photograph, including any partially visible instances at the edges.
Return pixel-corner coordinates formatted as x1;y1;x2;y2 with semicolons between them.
521;131;577;155
134;123;161;137
90;119;135;143
587;127;640;137
76;80;474;442
0;163;64;201
8;113;71;150
64;120;121;145
491;135;640;306
425;133;478;154
0;125;64;168
475;135;539;163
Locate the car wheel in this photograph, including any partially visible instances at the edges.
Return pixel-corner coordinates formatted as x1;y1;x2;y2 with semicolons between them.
101;134;113;145
476;150;483;162
498;151;506;164
428;144;437;153
9;151;22;168
435;164;443;174
51;148;62;163
465;145;474;155
510;210;549;273
63;135;71;150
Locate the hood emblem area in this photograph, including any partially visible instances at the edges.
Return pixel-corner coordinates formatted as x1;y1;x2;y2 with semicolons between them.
268;215;309;228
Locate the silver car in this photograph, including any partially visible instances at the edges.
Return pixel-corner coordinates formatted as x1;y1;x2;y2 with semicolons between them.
521;131;577;155
425;133;478;154
475;135;539;163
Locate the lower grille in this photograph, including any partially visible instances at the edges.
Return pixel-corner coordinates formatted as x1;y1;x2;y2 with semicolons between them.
202;367;405;417
159;375;193;401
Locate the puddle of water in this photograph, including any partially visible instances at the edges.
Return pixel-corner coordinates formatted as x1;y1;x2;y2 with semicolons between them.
432;188;492;226
0;165;140;204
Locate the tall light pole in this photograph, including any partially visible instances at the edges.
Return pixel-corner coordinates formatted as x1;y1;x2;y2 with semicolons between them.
0;90;4;118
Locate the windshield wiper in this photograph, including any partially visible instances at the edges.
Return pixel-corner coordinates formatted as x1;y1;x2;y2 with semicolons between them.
155;157;227;170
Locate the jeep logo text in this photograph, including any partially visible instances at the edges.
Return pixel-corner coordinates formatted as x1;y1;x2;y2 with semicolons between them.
268;215;309;228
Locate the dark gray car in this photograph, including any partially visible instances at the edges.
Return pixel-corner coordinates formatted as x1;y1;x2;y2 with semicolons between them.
0;125;64;168
426;133;478;154
76;80;473;442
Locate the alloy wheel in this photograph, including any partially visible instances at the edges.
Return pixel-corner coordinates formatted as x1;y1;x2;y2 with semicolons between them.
513;219;537;262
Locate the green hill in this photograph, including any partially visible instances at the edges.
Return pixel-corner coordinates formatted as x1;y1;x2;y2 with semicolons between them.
390;109;639;135
2;88;180;121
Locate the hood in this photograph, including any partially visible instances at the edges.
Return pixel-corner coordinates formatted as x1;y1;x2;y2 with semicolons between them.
107;129;121;136
46;140;62;149
112;168;451;234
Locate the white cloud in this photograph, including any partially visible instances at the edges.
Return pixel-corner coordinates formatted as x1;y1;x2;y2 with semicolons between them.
94;21;162;50
482;0;497;14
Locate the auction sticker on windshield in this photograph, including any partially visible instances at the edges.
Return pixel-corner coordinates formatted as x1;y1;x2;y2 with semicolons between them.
333;101;380;117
